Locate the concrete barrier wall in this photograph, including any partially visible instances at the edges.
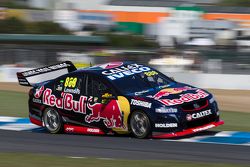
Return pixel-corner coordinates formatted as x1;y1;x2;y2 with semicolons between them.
165;72;250;90
1;67;250;90
0;67;31;82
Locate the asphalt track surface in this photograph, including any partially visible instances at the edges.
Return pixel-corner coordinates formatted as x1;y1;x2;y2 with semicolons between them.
0;130;250;164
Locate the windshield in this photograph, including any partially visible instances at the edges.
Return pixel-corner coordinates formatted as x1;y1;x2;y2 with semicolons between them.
111;70;174;94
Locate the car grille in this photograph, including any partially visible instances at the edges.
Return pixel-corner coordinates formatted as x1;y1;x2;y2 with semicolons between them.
186;114;218;129
181;99;208;112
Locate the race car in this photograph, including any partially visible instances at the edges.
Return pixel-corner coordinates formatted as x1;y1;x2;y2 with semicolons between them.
16;61;224;138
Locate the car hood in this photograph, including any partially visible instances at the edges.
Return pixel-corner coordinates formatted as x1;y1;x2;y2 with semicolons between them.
129;82;212;107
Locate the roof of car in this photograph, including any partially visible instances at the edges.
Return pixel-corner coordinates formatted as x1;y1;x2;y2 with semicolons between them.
74;61;137;74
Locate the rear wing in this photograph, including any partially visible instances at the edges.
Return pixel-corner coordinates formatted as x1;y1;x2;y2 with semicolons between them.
16;61;77;87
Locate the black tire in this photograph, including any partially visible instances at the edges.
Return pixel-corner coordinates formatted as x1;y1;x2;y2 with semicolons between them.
130;111;151;139
43;108;63;134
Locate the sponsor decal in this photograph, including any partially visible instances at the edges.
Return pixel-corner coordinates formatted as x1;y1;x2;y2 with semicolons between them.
192;124;215;132
41;88;125;129
85;97;124;128
102;63;151;80
102;93;113;98
131;99;152;108
209;97;215;104
22;62;68;77
34;86;44;98
43;88;87;114
56;85;63;91
64;125;105;135
158;89;209;106
87;128;100;133
186;114;192;121
144;71;158;77
64;77;78;88
64;88;80;94
19;81;29;85
134;89;150;96
32;98;42;104
65;127;100;133
99;62;123;69
101;93;113;104
65;127;74;132
155;123;178;128
186;109;212;121
155;107;177;113
153;86;193;99
56;80;64;91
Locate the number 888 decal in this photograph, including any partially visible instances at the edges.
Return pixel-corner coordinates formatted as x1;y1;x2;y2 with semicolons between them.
64;77;78;88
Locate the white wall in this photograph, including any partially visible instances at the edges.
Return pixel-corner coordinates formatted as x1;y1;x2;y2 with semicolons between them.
1;67;250;90
29;0;111;10
28;0;51;9
165;72;250;90
54;0;110;10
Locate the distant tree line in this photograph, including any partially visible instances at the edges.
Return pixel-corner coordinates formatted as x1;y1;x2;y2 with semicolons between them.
0;17;158;48
0;17;71;35
95;32;159;48
220;0;250;7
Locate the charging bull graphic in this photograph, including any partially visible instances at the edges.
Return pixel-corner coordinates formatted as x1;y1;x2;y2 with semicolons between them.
85;97;124;128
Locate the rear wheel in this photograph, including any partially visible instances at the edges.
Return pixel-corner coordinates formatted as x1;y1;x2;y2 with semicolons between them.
43;108;63;134
130;111;151;139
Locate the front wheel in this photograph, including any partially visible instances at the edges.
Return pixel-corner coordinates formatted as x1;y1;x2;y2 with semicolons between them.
130;111;151;139
43;108;63;134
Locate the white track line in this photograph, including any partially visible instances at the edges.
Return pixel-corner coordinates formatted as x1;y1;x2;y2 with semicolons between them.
67;156;87;159
97;158;115;160
214;131;237;137
0;116;21;122
162;138;250;146
0;123;39;131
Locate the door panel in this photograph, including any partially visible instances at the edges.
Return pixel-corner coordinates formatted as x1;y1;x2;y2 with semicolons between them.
53;75;87;124
84;75;125;130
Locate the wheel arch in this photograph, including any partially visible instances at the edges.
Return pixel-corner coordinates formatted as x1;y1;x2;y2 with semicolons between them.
127;108;153;133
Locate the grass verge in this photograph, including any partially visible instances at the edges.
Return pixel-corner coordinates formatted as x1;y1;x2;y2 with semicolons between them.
0;153;249;167
0;90;249;132
0;90;29;117
214;111;250;132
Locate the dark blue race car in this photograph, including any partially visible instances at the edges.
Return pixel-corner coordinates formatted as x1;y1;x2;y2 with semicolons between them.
17;61;224;138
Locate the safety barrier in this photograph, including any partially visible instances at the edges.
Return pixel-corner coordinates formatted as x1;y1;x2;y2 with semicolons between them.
166;72;250;90
1;67;250;90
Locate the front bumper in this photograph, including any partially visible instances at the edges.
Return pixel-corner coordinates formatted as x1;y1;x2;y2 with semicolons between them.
152;120;224;139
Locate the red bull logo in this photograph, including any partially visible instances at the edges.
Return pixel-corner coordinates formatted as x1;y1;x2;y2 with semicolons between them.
85;97;124;128
153;86;193;100
159;89;209;106
42;88;124;129
43;88;87;114
34;86;44;98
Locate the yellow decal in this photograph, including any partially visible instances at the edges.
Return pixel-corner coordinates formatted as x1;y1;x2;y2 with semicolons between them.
101;93;113;104
64;77;77;88
102;93;112;98
144;71;158;77
112;96;130;134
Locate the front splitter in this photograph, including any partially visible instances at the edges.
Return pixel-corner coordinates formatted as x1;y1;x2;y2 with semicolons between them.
152;120;224;139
